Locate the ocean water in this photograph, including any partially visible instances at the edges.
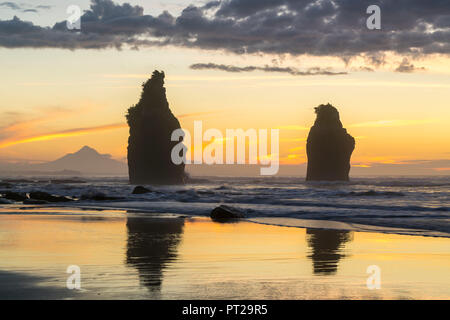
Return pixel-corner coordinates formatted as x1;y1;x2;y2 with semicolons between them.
0;176;449;237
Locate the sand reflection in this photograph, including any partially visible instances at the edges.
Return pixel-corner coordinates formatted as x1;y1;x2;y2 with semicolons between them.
306;229;353;275
126;217;185;291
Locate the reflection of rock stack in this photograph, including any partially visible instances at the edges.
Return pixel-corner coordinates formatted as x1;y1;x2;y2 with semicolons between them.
126;217;184;291
306;104;355;181
126;70;185;185
306;229;353;275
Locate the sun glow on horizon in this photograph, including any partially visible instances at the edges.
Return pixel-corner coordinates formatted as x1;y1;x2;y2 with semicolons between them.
0;46;449;168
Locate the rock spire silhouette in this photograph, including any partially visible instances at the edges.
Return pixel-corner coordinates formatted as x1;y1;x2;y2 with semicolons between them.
306;103;355;181
126;71;185;184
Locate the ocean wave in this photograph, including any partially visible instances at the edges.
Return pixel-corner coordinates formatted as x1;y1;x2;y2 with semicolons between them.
1;175;449;237
339;190;405;197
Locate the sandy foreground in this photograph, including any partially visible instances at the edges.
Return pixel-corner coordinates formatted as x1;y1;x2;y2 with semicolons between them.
0;207;449;300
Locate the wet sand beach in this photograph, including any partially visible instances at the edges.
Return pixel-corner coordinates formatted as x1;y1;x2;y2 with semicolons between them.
0;208;449;300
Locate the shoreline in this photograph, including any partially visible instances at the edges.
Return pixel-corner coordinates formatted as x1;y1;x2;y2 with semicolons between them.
0;209;449;299
0;203;449;239
1;175;448;238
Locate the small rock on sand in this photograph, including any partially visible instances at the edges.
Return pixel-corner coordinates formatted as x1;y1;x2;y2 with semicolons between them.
210;205;245;220
29;191;72;203
132;186;152;194
3;192;27;202
23;199;48;205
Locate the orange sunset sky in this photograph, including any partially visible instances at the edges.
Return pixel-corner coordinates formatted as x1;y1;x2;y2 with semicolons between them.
0;0;449;173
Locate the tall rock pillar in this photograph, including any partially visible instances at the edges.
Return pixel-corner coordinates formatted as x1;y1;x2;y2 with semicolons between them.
306;103;355;181
126;71;185;184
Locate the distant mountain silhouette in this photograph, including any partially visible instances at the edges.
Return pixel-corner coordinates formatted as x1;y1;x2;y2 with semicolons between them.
30;146;127;175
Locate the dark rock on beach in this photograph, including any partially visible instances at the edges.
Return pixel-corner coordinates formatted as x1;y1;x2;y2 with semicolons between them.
306;103;355;181
126;70;186;185
80;191;121;201
23;199;49;205
132;186;153;194
29;191;72;203
2;191;27;201
210;205;245;220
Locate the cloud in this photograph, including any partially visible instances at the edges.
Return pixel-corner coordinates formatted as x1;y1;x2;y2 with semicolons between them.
349;119;436;128
0;0;449;63
280;137;307;142
177;111;222;118
434;167;450;171
0;105;106;145
0;2;52;12
190;63;347;75
0;107;78;140
0;123;127;149
289;146;304;152
276;125;309;130
36;5;52;10
0;109;218;148
394;58;426;73
350;159;450;175
353;164;371;168
0;2;20;10
351;66;374;72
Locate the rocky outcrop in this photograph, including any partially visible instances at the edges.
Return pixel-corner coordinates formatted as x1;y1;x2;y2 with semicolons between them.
210;205;245;220
306;104;355;181
2;191;27;201
29;191;72;203
23;199;48;205
126;71;185;185
80;190;121;201
132;186;152;194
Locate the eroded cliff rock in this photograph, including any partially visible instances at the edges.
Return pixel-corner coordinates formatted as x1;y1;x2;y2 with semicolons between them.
306;103;355;181
126;71;185;184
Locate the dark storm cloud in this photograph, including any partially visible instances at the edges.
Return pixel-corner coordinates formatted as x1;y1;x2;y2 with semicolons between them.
0;0;449;61
190;63;347;75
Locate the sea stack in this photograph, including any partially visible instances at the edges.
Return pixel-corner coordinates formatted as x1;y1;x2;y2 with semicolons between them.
126;71;185;185
306;103;355;181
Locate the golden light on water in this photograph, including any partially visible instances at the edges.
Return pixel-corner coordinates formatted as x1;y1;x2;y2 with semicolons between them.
0;214;448;299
